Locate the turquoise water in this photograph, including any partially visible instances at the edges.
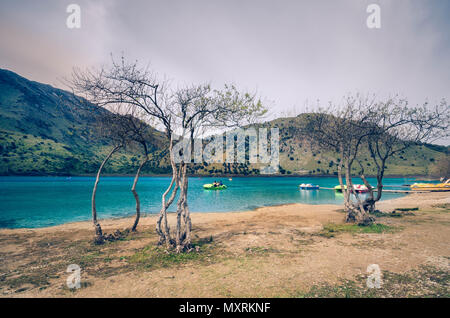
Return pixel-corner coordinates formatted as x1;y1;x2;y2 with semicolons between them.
0;176;416;229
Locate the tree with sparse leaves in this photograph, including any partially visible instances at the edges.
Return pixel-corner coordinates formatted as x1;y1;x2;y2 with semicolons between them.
301;95;448;225
71;56;267;251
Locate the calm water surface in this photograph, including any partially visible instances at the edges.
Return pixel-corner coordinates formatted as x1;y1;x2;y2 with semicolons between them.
0;176;417;228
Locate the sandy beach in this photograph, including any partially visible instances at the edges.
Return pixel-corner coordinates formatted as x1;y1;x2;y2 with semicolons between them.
1;191;449;297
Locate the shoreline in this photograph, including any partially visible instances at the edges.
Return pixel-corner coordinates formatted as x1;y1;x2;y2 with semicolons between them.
2;191;448;234
0;176;426;231
0;202;323;233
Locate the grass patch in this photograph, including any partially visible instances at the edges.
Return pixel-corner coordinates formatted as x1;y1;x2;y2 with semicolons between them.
370;207;419;218
128;246;205;268
4;274;52;290
395;207;419;212
431;203;450;210
244;246;280;255
127;240;218;270
0;234;128;292
371;211;405;218
299;265;449;298
318;223;398;238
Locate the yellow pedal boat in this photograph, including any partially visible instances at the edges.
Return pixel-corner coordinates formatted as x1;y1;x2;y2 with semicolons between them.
410;179;450;191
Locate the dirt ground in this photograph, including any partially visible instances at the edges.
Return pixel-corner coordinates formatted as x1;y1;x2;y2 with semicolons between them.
0;192;449;297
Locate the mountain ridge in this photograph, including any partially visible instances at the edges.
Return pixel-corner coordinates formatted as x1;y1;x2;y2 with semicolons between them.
0;69;448;177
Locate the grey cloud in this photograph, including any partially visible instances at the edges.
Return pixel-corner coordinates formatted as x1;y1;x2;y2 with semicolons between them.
0;0;448;142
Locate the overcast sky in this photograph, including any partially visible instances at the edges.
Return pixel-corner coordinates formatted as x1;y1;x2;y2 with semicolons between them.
1;0;449;124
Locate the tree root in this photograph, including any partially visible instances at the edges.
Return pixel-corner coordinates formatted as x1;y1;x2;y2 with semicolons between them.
345;206;375;226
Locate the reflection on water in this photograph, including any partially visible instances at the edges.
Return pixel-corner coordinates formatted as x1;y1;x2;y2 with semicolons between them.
298;189;371;203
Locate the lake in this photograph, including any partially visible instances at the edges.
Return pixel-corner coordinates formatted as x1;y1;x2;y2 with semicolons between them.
0;176;416;229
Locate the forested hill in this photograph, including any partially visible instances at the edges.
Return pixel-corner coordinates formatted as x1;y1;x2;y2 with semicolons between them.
0;69;448;176
243;115;449;177
0;69;167;175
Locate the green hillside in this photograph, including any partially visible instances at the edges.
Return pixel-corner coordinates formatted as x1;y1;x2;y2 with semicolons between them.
261;115;449;176
0;69;447;176
185;116;449;177
0;69;168;175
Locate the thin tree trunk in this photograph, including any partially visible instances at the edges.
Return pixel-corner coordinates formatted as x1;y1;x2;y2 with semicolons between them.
92;145;120;243
182;173;192;249
164;167;179;245
359;171;375;214
337;157;347;202
156;175;174;239
175;163;186;252
182;132;194;249
359;158;385;216
157;167;179;246
180;167;189;242
156;136;179;246
131;156;148;232
374;160;386;202
343;160;355;222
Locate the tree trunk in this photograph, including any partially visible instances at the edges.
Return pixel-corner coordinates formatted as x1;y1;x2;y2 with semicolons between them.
175;163;186;252
343;159;373;225
343;160;357;223
375;161;386;202
156;136;179;246
157;167;179;246
178;163;191;251
92;145;120;244
359;173;376;214
359;158;386;217
336;158;349;207
131;156;148;232
182;173;192;249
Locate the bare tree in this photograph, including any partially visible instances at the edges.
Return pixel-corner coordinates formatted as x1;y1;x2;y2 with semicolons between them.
162;84;267;252
71;57;174;239
301;95;375;224
118;112;155;232
90;113;134;243
356;97;449;216
70;56;267;252
301;95;449;225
